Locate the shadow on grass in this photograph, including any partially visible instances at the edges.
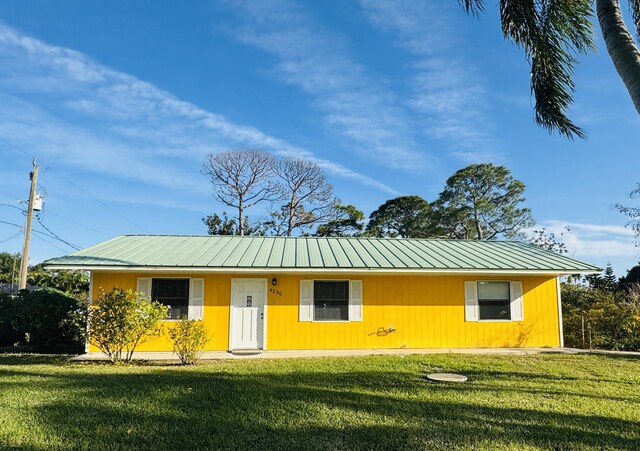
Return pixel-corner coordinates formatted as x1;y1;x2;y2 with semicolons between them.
1;356;639;450
590;352;640;362
456;368;638;386
0;353;72;365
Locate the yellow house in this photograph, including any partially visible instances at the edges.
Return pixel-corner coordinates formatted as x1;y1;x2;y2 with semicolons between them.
44;235;599;353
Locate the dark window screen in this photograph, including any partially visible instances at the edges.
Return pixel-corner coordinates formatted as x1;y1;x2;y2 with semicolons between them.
152;278;189;319
314;281;349;321
477;281;511;320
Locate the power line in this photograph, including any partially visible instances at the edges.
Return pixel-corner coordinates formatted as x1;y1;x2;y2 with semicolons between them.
36;217;81;250
0;231;22;245
31;232;70;253
4;200;107;239
0;219;23;229
45;167;149;233
0;135;149;233
0;136;33;159
5;193;111;239
42;210;111;238
0;219;79;251
0;192;20;201
0;203;24;212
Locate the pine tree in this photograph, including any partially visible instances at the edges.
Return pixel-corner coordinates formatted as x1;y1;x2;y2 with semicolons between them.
586;273;603;290
602;263;618;292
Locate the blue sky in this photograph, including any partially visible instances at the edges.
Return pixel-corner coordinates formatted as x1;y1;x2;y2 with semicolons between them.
0;0;638;275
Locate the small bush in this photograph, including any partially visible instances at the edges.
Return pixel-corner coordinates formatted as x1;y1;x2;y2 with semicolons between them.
168;318;208;365
89;288;168;363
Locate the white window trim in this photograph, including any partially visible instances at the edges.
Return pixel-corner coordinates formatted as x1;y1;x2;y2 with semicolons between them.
301;279;363;323
312;279;350;323
478;279;512;322
466;280;524;323
137;276;204;321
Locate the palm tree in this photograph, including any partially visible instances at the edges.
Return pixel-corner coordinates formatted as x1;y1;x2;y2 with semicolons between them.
597;0;640;116
460;0;640;139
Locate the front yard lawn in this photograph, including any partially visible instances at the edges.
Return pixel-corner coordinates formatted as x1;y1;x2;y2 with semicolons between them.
0;353;639;450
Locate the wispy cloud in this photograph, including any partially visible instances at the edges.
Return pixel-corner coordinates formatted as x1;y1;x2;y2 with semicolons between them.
218;0;431;172
0;22;397;195
532;220;637;259
359;0;497;163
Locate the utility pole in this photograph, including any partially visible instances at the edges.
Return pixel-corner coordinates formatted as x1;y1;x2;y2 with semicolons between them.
19;159;39;290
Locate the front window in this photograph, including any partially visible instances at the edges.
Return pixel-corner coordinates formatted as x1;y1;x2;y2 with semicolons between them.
314;281;349;321
152;278;189;319
477;281;511;320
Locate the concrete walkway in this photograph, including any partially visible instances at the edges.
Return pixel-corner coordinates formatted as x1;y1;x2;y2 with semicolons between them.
70;347;640;362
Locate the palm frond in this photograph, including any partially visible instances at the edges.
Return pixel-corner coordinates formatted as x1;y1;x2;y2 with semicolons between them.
499;0;595;139
458;0;484;16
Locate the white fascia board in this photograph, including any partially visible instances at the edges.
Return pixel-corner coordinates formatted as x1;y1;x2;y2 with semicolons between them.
44;265;600;276
556;277;564;347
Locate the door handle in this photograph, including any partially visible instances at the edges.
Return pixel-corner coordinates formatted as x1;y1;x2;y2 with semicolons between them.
260;312;264;320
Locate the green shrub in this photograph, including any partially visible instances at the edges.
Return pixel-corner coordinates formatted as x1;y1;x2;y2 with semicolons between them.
168;318;208;365
562;283;640;351
88;288;168;363
0;292;22;347
5;288;87;352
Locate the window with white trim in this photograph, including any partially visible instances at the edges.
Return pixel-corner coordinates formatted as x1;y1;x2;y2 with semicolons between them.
464;280;523;322
137;277;204;320
477;281;510;320
152;278;189;319
299;279;363;322
314;280;349;321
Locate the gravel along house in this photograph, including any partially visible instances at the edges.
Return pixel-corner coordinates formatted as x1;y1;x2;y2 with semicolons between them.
44;235;600;353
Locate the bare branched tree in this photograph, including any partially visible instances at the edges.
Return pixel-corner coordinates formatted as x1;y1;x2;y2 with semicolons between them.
268;158;337;236
616;183;640;246
202;149;278;236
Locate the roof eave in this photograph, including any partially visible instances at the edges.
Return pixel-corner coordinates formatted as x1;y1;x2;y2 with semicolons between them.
43;264;600;276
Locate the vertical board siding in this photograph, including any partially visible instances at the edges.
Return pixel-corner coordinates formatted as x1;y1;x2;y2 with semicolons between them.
266;274;560;349
89;272;560;352
90;272;231;352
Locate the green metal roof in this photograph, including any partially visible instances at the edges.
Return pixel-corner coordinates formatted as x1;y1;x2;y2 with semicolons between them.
43;235;600;274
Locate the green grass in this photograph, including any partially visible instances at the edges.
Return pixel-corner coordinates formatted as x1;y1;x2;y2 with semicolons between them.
0;353;639;450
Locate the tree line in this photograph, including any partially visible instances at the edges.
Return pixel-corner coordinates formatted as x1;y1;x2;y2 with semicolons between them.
202;149;534;240
563;262;640;351
0;252;89;298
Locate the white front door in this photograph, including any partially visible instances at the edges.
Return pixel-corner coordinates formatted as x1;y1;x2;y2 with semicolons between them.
230;279;267;350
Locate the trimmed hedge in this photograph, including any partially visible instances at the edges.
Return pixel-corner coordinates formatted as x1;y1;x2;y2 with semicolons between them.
0;289;86;352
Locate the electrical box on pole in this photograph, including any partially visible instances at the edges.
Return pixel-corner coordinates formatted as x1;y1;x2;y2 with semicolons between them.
32;194;43;211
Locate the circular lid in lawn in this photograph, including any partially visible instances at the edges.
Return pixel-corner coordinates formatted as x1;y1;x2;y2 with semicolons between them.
425;373;468;383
